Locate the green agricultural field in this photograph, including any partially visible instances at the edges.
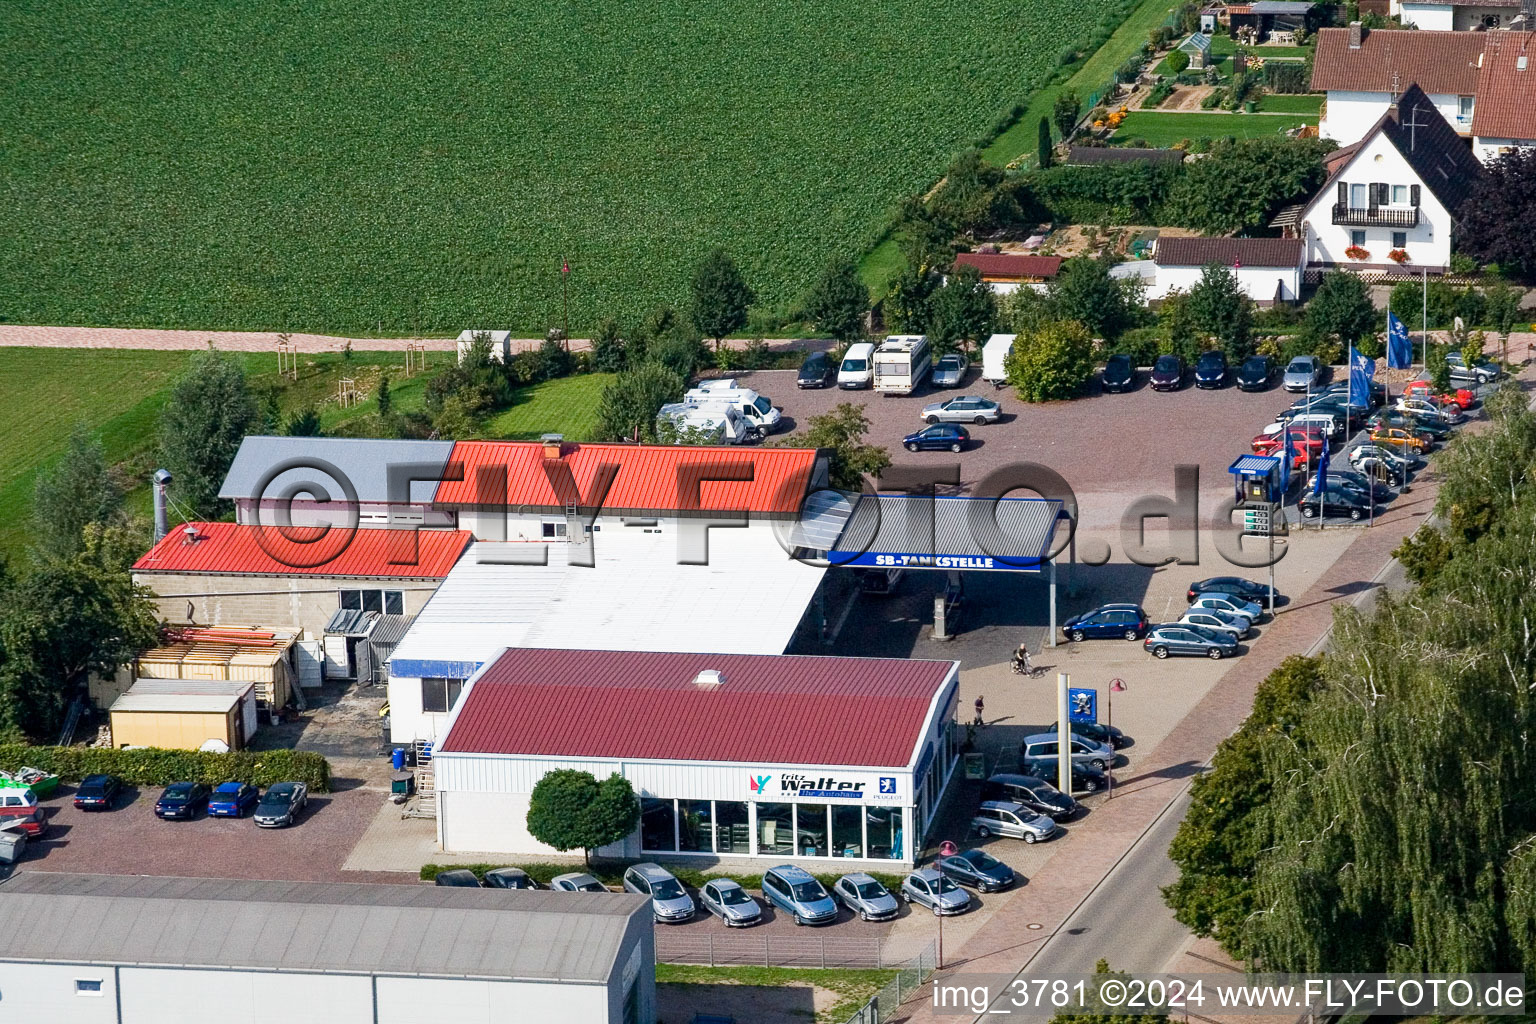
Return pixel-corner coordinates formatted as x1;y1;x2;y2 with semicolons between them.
2;0;1116;336
1114;111;1312;146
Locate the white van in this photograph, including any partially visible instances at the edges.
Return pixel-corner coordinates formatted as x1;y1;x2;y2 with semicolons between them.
838;343;875;389
1269;411;1340;440
683;379;783;435
982;334;1016;388
656;402;752;444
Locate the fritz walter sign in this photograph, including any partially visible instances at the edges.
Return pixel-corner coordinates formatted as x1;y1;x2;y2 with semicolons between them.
751;771;904;803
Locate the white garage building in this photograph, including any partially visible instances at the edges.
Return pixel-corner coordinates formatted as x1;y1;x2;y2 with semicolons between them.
0;872;654;1024
432;648;961;868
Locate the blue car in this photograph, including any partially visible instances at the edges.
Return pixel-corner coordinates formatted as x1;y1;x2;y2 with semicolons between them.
208;782;260;818
154;782;210;820
1061;603;1148;642
1194;350;1228;389
903;423;971;453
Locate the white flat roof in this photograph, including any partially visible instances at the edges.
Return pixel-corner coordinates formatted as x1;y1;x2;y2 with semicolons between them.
111;692;245;714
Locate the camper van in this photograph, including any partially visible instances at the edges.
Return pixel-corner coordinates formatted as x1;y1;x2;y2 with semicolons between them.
838;342;876;389
657;402;752;445
982;334;1016;388
683;379;783;435
873;336;933;395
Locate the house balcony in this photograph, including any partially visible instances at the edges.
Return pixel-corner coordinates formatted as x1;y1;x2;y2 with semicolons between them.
1330;204;1419;228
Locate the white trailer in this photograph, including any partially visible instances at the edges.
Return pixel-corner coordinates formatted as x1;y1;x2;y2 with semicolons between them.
873;336;933;395
982;333;1016;388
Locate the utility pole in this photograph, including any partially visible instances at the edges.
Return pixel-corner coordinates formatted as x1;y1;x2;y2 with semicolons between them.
561;256;572;351
1056;673;1071;797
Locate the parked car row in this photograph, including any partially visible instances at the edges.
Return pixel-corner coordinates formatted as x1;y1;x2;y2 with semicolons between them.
143;779;309;828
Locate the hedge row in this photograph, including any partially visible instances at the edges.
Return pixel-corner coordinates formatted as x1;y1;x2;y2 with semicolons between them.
0;745;332;793
419;861;909;896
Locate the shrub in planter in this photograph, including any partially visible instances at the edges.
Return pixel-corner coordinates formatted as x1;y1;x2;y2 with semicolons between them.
1345;245;1370;261
1388;248;1410;264
0;744;332;792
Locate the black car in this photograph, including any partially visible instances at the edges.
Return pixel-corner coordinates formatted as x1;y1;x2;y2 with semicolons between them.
797;351;834;388
154;782;210;820
434;869;484;887
1186;576;1271;604
980;773;1078;821
1194;350;1228;389
1298;483;1374;521
939;849;1017;893
1101;353;1135;393
1053;719;1127;750
1062;602;1148;642
1150;354;1185;391
73;773;123;811
1235;354;1274;392
1019;758;1112;795
903;423;971;452
484;867;540;890
1369;409;1451;440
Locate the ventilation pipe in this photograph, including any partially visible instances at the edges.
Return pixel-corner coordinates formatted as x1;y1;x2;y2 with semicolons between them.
152;469;172;542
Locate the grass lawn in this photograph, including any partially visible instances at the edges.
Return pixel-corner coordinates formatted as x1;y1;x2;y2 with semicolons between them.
655;965;897;1024
1114;110;1311;145
1256;92;1324;114
482;374;614;441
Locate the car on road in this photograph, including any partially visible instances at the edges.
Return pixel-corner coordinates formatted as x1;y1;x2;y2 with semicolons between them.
902;867;971;916
72;774;123;811
1194;349;1228;388
624;862;696;923
484;867;540;890
1187;576;1271;604
1020;759;1111;795
434;869;483;887
1150;354;1186;391
1282;355;1324;392
832;873;901;922
1179;608;1252;640
940;849;1017;893
1188;592;1263;622
981;773;1078;820
1053;719;1127;750
207;782;260;818
1298;483;1374;521
1370;409;1449;440
1144;623;1239;659
154;782;210;821
1235;354;1275;391
970;800;1060;842
932;352;969;388
761;865;838;926
1403;380;1474;410
253;781;307;828
1368;424;1431;455
1445;351;1499;383
903;423;971;452
550;872;608;893
699;878;762;927
921;395;999;425
796;351;834;388
1061;602;1148;642
1020;732;1114;770
1101;353;1136;393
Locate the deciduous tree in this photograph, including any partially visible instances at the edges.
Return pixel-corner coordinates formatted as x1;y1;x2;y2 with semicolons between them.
1460;148;1536;280
690;247;754;348
1305;270;1376;346
526;769;639;866
928;264;996;355
157;349;258;518
595;361;687;443
803;258;870;344
1165;137;1332;234
1049;256;1138;341
770;403;889;492
31;424;123;563
1004;319;1096;402
1053;92;1082;141
1184;263;1253;358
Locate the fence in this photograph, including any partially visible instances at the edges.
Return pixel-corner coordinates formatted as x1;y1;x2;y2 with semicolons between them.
837;940;940;1024
657;933;889;969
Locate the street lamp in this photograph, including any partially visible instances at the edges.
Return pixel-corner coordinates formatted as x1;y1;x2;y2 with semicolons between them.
936;839;957;969
1107;678;1127;799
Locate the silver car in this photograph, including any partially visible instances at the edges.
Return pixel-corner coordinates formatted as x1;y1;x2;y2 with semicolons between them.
623;862;695;923
1188;592;1263;622
550;872;608;893
920;395;1000;425
1180;608;1251;639
1282;355;1323;392
970;800;1060;843
1446;351;1499;383
932;352;969;388
832;873;901;922
901;867;971;916
1020;732;1114;770
699;878;762;927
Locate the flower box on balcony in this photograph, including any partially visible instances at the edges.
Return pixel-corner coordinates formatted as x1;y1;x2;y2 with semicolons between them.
1388;248;1410;264
1345;245;1370;261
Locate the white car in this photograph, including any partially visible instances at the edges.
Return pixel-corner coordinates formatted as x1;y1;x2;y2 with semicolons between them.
1179;608;1251;640
1395;396;1461;424
1188;593;1263;622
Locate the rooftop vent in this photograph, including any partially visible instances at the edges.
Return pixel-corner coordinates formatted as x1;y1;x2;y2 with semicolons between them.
1349;21;1363;48
181;525;201;544
1520;55;1529;70
540;433;565;460
693;669;725;689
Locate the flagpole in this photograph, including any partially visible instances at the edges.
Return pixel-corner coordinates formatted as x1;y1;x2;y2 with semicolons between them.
1421;267;1428;369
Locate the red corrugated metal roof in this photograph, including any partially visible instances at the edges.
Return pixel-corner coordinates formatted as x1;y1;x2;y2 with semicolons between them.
440;649;956;767
132;522;472;579
432;441;820;514
954;252;1063;279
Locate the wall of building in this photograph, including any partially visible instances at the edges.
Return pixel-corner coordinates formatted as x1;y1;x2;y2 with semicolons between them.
0;962;119;1023
1321;90;1466;146
1145;264;1302;302
109;709;237;751
1303;130;1453;271
375;976;613;1024
118;967;374;1024
1474;135;1536;163
1397;2;1453;28
134;573;439;638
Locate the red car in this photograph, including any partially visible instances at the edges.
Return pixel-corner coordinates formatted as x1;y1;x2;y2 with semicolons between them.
5;811;47;839
1403;380;1474;411
1252;429;1325;459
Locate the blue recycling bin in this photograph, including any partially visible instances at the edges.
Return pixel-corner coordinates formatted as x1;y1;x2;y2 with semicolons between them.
391;747;406;772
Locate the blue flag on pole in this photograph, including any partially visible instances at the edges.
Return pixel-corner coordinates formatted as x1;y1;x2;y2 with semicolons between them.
1349;346;1376;409
1387;313;1412;369
1313;439;1330;495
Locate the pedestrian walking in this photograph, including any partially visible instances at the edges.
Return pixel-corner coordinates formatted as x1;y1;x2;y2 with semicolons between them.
973;695;986;727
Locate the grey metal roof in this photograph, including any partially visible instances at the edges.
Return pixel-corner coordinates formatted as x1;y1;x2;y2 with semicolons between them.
367;613;416;648
1180;31;1212;51
1230;454;1281;476
1248;1;1312;12
324;608;378;635
219;437;456;504
831;495;1065;569
0;872;646;983
786;490;857;551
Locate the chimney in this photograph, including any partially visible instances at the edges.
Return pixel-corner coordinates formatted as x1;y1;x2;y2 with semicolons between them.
152;468;172;543
693;669;725;689
181;524;200;544
1349;21;1364;48
540;433;565;460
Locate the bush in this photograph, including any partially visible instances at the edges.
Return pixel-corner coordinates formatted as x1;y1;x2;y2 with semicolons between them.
1023;161;1183;227
1263;62;1308;94
1145;80;1175;108
1005;319;1097;402
0;744;332;792
1117;325;1162;367
418;860;909;896
1201;89;1227;109
1165;49;1190;74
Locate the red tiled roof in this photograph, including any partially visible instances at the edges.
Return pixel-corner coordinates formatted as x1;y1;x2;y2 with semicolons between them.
1471;32;1536;140
1310;28;1484;94
1154;236;1304;267
439;649;956;766
131;522;472;579
431;441;821;514
953;252;1062;279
